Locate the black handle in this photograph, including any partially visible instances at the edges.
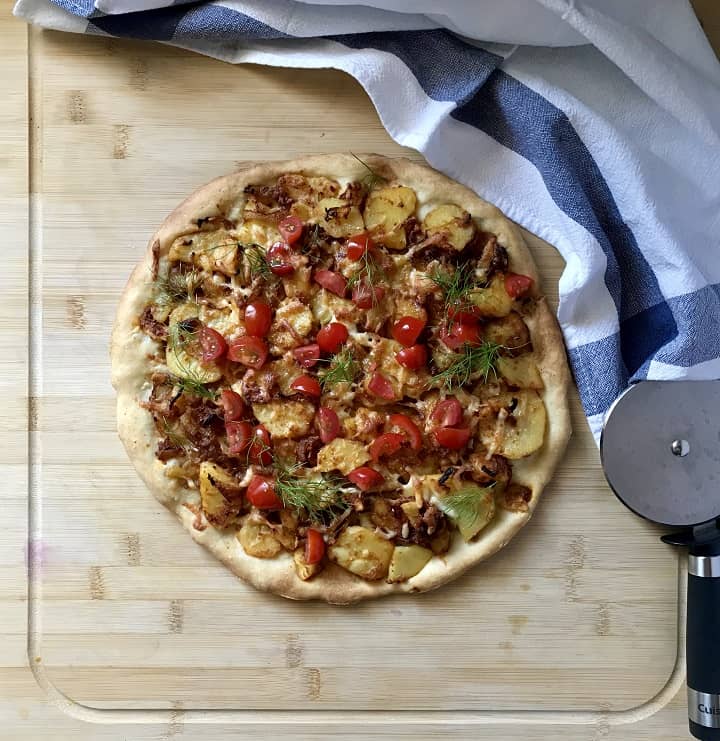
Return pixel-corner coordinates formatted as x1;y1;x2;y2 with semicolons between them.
687;540;720;740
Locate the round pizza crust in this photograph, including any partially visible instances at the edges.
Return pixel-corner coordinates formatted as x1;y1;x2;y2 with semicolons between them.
111;154;571;604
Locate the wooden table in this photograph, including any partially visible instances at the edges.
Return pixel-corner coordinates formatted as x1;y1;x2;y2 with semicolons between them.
2;6;716;739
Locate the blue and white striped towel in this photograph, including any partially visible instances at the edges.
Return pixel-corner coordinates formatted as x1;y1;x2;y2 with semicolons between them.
15;0;720;440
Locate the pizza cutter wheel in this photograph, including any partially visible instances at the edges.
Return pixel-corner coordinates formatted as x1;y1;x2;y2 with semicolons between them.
601;380;720;740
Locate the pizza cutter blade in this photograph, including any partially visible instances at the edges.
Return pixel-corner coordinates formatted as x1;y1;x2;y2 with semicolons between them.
600;380;720;740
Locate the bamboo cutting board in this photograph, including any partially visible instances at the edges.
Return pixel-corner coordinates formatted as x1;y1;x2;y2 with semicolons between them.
3;9;711;739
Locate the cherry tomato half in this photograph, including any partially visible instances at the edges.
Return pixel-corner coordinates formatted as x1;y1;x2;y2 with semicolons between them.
347;466;384;492
368;372;396;400
278;215;303;245
248;424;273;466
346;234;374;261
219;389;246;422
316;322;349;353
314;269;347;297
391;316;426;347
388;413;423;451
304;528;325;565
369;432;405;462
504;272;534;299
267;241;294;276
395;344;427;370
352;282;385;309
293;343;321;369
316;406;341;444
290;374;322;399
244;301;273;338
439;320;481;350
228;336;268;369
226;420;253;455
247;475;283;509
199;326;228;362
430;398;463;428
432;426;471;450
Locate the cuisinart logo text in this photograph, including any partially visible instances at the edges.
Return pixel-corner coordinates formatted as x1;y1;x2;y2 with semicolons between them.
698;704;720;716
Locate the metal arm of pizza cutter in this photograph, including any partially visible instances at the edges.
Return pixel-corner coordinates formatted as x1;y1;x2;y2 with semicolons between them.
662;520;720;740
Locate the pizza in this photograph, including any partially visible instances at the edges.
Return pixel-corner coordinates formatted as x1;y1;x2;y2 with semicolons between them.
111;154;570;603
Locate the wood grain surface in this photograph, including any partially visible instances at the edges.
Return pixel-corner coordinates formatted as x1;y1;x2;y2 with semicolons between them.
3;6;717;739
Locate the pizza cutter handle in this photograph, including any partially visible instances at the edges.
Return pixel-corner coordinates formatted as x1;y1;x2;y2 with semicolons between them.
686;541;720;740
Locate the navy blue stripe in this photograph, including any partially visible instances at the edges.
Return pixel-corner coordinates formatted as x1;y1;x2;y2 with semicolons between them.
654;283;720;367
569;335;627;416
89;5;285;41
330;30;501;105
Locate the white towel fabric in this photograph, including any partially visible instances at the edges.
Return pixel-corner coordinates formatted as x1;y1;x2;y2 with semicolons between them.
14;0;720;441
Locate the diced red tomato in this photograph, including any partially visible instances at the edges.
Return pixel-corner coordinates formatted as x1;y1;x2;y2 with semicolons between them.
316;406;341;444
346;234;374;261
395;344;427;370
228;336;268;369
247;475;283;509
388;413;422;451
314;269;347;297
219;389;246;422
391;316;426;347
352;282;385;309
244;301;273;337
267;241;294;276
226;420;253;455
248;424;273;466
293;343;321;369
368;372;396;400
290;374;322;399
439;320;481;350
347;466;384;492
369;432;405;462
278;215;303;245
304;528;325;564
316;322;349;353
430;398;464;428
504;272;534;299
199;326;228;362
432;426;471;450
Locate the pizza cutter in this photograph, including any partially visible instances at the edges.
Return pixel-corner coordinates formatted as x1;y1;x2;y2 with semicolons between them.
600;380;720;740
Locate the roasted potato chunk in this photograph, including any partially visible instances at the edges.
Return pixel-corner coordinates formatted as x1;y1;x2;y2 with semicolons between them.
484;312;532;356
198;462;240;527
238;520;282;558
364;186;417;250
252;400;315;439
437;485;496;541
497;354;544;390
477;391;547;459
293;548;324;580
316;197;365;238
328;526;394;580
268;300;314;352
468;274;513;318
388;545;433;582
422;204;475;251
166;304;222;383
316;438;370;475
168;229;239;276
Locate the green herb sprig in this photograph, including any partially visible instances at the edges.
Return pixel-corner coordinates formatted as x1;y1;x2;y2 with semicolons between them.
319;348;359;389
427;262;479;315
431;340;502;391
167;321;216;400
155;269;203;309
243;243;272;280
274;464;348;523
350;152;388;193
437;485;495;533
